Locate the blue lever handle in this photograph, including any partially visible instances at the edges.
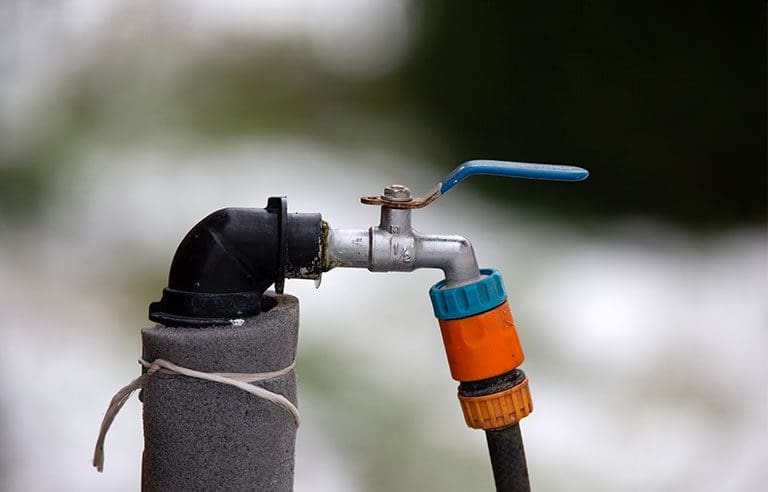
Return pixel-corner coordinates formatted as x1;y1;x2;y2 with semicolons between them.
440;160;589;194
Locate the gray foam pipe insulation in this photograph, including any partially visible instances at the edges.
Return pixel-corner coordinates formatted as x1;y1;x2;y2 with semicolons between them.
138;198;324;491
141;293;299;491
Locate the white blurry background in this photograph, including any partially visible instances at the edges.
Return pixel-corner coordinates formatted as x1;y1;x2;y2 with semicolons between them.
0;1;766;491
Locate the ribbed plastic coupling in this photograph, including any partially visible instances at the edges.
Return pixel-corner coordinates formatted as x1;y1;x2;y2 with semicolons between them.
429;268;507;320
458;377;533;430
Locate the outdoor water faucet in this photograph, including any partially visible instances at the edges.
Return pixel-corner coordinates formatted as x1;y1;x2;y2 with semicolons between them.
320;160;588;491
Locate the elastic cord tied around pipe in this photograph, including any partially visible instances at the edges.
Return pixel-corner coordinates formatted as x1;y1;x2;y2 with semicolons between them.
92;358;300;472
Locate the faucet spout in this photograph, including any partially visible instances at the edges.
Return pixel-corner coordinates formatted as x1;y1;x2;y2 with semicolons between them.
323;203;481;288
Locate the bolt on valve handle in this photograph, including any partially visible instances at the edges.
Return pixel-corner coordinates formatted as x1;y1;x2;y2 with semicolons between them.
351;160;588;492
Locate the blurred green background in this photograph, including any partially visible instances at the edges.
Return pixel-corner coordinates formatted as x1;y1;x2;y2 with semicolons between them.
0;2;765;491
2;1;764;225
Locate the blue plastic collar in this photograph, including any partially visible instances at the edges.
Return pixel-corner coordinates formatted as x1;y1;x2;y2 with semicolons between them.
429;268;507;320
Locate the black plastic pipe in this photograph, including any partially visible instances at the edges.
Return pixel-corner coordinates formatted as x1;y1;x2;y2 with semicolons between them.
149;196;322;326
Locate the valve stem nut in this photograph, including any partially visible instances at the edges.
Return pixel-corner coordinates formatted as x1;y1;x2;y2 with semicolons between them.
382;184;413;202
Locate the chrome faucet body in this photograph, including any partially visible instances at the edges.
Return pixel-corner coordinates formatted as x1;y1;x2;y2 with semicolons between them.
324;200;482;288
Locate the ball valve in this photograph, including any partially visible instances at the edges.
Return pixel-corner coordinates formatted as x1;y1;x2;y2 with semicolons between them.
323;160;588;491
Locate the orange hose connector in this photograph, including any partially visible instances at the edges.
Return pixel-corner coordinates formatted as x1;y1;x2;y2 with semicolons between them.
458;377;533;430
438;301;524;382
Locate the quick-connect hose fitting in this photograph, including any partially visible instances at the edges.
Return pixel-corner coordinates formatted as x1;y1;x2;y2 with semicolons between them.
429;268;507;320
438;301;525;381
458;376;533;430
429;269;532;431
430;269;524;382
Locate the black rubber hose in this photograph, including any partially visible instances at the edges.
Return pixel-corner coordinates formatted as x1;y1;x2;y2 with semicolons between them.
485;424;530;492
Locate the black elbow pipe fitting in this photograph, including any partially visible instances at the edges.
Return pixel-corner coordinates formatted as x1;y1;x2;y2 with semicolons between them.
149;197;322;327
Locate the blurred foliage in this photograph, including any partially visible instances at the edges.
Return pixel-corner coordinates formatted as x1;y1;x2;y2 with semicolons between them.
0;163;51;219
1;1;764;227
398;1;766;225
